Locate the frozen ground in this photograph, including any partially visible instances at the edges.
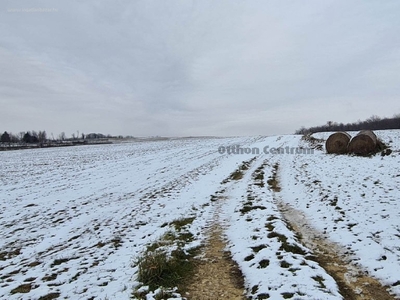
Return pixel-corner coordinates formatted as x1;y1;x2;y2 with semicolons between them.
0;131;399;299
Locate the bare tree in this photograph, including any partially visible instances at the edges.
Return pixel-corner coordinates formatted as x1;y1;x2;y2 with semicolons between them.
9;133;19;143
58;132;66;141
19;132;25;141
366;115;381;123
38;131;47;143
31;130;38;139
296;113;400;133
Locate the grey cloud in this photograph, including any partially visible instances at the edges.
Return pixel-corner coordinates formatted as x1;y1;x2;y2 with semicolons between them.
1;0;400;136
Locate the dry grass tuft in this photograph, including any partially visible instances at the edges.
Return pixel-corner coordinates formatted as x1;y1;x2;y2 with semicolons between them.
10;283;32;294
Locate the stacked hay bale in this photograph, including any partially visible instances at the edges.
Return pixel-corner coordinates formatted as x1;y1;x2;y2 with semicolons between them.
348;130;377;155
325;132;351;154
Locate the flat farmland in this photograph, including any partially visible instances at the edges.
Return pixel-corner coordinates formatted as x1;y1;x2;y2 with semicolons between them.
1;132;399;299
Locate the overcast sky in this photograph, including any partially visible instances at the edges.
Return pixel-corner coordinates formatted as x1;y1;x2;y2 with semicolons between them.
1;0;400;137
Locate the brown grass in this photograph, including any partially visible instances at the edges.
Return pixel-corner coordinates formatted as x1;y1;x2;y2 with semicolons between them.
184;225;245;300
267;163;281;192
38;292;61;300
10;283;32;294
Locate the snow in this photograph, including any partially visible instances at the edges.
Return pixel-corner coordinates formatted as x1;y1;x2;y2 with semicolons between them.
0;131;399;299
279;130;400;295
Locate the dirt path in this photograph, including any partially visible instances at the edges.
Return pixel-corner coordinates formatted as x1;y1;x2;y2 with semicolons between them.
277;201;395;300
184;225;245;300
185;217;245;299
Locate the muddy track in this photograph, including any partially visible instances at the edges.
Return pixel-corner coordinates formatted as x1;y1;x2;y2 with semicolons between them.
186;154;396;300
184;160;258;300
277;200;395;300
185;224;245;300
264;154;397;299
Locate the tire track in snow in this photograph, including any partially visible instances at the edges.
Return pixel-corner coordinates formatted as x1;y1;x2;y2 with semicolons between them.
276;201;395;300
185;159;259;300
185;206;245;300
225;155;342;299
273;136;396;299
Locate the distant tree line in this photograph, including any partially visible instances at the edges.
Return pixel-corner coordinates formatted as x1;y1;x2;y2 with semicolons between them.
295;114;400;134
0;130;126;146
0;130;46;144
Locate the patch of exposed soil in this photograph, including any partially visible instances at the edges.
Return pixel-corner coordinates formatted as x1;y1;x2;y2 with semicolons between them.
185;225;245;300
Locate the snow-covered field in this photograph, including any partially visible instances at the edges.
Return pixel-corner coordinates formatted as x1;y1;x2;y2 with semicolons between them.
1;131;399;299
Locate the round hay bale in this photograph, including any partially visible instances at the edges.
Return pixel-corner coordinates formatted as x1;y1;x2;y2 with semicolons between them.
359;130;377;140
325;132;351;154
348;130;377;155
